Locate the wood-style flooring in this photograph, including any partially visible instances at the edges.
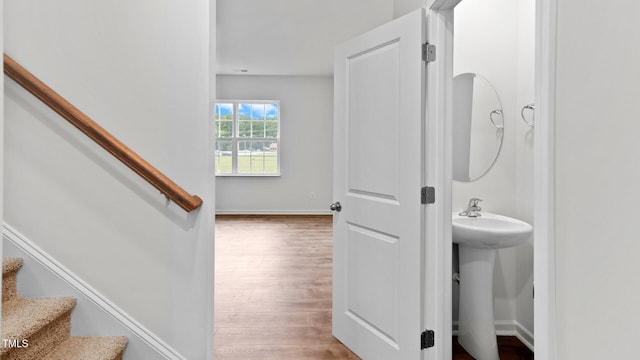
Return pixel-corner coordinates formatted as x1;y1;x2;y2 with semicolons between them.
214;215;533;360
453;336;533;360
214;215;357;359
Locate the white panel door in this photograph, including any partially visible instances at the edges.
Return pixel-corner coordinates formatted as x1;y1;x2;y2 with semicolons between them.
332;9;430;360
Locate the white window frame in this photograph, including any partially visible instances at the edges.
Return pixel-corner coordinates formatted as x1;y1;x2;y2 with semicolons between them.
215;100;281;176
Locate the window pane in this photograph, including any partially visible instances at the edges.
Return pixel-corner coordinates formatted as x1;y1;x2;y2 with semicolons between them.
239;120;251;137
266;103;278;120
252;121;265;138
265;121;278;138
215;140;233;174
215;103;234;138
264;141;278;173
215;103;233;120
251;104;265;120
239;103;251;120
216;120;233;138
237;140;278;174
266;141;278;152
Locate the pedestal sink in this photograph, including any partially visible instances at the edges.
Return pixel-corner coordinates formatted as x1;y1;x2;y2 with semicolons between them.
452;212;533;360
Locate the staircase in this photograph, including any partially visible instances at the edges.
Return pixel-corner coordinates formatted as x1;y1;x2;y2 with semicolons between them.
1;258;127;360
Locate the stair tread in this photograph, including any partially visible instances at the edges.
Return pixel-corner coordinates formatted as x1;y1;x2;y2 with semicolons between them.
2;257;23;275
43;336;128;360
1;258;128;359
1;296;76;342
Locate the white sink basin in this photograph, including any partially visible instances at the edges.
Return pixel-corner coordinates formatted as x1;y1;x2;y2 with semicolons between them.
452;212;533;249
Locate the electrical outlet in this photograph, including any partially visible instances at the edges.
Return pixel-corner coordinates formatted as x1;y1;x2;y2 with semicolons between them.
310;192;317;200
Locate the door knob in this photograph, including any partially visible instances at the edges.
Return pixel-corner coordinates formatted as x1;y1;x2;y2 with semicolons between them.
330;202;342;212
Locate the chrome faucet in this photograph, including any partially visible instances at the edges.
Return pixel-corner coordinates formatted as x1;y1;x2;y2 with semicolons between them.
459;198;482;217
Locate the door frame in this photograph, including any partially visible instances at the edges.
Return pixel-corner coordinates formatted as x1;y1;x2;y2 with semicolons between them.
423;1;458;359
426;0;558;358
533;0;558;358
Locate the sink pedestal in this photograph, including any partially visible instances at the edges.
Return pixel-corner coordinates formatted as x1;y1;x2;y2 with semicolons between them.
457;245;500;360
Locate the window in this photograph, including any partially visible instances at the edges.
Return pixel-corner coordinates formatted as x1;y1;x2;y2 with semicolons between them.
215;100;280;176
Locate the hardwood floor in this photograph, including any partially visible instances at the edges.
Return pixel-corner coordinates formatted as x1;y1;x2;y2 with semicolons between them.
453;336;533;360
214;215;358;359
214;215;533;360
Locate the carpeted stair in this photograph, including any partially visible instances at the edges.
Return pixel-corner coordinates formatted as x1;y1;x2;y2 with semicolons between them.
2;257;127;360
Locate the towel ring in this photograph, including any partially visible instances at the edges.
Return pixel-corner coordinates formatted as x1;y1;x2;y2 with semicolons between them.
521;104;535;127
489;109;504;129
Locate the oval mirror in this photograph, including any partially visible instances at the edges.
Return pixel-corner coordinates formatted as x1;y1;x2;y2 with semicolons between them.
453;73;504;182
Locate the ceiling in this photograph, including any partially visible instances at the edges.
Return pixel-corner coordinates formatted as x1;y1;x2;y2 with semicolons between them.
216;0;394;76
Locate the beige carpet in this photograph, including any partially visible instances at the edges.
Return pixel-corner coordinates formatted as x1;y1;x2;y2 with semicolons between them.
2;258;127;360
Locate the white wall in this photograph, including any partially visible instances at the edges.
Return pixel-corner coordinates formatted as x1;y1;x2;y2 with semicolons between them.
554;0;640;358
3;1;214;359
216;75;333;214
452;0;535;341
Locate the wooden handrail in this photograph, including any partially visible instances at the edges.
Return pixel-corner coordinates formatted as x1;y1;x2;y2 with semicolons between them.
3;54;203;212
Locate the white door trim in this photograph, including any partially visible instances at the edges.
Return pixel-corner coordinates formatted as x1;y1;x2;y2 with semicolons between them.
534;0;558;358
424;1;457;359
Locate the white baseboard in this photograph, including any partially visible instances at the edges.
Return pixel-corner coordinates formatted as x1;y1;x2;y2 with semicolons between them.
215;209;332;215
515;321;534;352
452;320;534;352
2;224;186;360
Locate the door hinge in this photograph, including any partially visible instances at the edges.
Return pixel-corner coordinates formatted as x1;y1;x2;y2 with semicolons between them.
422;43;436;63
421;330;435;349
421;186;435;204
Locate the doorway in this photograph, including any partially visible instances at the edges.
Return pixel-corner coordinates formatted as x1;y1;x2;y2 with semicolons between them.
433;0;558;357
213;0;558;358
450;0;535;355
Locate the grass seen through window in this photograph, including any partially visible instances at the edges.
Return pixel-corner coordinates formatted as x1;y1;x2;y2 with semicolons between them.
215;151;278;174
